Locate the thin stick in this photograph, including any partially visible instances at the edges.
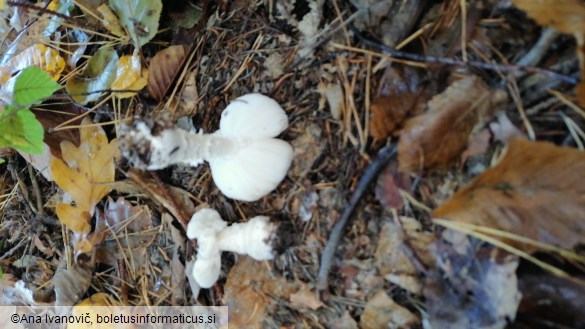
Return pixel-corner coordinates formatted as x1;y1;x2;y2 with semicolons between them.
350;29;578;85
317;144;397;291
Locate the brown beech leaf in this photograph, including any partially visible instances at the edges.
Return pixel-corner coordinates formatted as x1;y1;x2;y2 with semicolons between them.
369;66;420;141
360;290;419;329
147;45;188;101
433;139;585;252
398;76;502;172
512;0;585;106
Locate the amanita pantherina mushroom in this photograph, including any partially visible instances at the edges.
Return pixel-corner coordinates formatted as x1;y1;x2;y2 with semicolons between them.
187;208;277;288
120;93;293;201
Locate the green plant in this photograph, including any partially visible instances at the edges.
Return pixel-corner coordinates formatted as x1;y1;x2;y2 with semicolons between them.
0;66;60;164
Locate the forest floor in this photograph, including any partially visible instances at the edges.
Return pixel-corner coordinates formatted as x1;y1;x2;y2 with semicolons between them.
1;1;585;328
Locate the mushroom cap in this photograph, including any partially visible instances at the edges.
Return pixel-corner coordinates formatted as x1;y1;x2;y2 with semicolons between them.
219;93;289;139
186;208;227;240
209;138;293;201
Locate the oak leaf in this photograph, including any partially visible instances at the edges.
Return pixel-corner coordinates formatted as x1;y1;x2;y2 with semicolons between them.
51;117;118;235
433;139;585;252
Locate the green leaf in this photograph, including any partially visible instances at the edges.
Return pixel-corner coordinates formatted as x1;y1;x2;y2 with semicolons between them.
65;47;119;105
13;66;61;106
0;106;44;154
0;158;4;164
109;0;162;48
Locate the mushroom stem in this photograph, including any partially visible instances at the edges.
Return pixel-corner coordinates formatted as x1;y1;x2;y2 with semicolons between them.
216;216;276;260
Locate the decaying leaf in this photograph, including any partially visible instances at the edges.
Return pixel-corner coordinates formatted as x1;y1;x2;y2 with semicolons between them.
0;44;65;84
423;233;521;329
66;47;119;105
51;117;118;235
289;284;323;310
369;66;420;141
517;273;585;328
360;290;419;329
398;76;505;172
434;139;585;252
111;53;148;98
375;162;410;210
224;256;300;329
512;0;585;106
97;4;126;37
53;255;95;305
147;45;188;101
109;0;162;48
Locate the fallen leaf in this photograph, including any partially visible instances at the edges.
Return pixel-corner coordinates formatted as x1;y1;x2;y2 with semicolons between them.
289;284;323;310
147;45;188;101
97;4;126;38
111;53;148;99
517;273;585;328
423;232;521;329
318;82;344;120
109;0;162;48
0;44;65;84
51;117;119;235
53;255;95;305
398;76;504;172
369;66;420;141
66;47;119;105
360;290;419;329
434;139;585;252
375;162;410;210
224;256;299;329
512;0;585;106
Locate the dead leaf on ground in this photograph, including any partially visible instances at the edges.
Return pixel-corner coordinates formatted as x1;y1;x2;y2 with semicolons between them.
398;76;505;173
50;117;118;244
147;45;188;101
369;66;421;141
433;139;585;252
423;232;521;329
375;217;435;294
289;284;323;310
512;0;585;106
517;273;585;328
224;256;300;329
53;255;95;306
359;290;419;329
375;162;410;210
111;53;148;98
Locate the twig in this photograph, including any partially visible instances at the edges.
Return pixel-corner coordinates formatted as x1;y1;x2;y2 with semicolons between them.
316;144;397;291
351;26;578;85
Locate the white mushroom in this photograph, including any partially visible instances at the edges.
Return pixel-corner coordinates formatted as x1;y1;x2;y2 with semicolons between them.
120;93;293;201
186;208;277;288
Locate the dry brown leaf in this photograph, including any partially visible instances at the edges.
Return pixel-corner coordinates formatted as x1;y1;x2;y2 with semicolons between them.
375;162;410;210
369;66;420;141
289;284;323;310
51;118;118;235
224;256;300;329
434;139;585;252
512;0;585;106
398;76;504;172
360;290;419;329
147;45;188;101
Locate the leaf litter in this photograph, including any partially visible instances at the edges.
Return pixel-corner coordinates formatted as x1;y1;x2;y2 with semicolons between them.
1;1;585;328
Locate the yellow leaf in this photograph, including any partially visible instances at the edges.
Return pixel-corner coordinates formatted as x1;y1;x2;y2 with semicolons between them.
69;293;122;329
0;44;65;84
97;4;126;38
111;54;148;99
56;204;91;234
51;117;119;235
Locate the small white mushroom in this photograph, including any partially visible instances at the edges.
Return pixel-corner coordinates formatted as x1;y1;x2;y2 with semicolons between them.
186;208;277;288
120;93;293;201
